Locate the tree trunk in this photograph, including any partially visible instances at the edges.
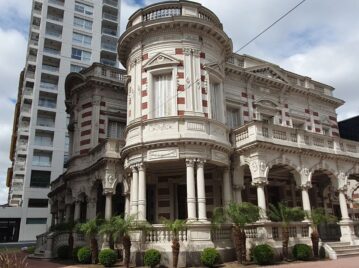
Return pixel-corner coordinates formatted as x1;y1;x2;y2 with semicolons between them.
311;229;320;257
109;234;114;250
172;237;180;268
282;227;289;260
90;237;98;264
68;231;74;258
232;226;243;263
240;229;247;263
123;234;131;268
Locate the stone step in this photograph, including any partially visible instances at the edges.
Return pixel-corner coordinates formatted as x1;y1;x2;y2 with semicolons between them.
327;242;351;247
335;248;359;254
336;251;359;258
331;245;359;250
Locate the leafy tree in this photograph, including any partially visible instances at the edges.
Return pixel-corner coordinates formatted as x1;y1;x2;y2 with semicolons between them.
162;219;186;268
212;202;259;263
76;218;104;264
305;208;336;257
269;202;305;260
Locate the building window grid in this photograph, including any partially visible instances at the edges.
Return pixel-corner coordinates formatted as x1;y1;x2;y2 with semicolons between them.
34;132;53;147
73;17;93;30
26;218;47;224
30;170;51;188
226;107;241;129
71;48;91;62
75;2;93;16
32;152;52;167
153;73;173;118
72;32;92;47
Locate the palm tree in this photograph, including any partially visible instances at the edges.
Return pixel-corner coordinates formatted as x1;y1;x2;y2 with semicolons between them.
305;208;336;257
111;215;137;268
162;219;186;268
268;202;305;260
77;217;104;264
212;202;259;263
99;217;118;250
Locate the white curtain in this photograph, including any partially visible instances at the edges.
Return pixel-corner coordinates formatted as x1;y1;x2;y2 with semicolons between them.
210;82;220;121
154;73;172;117
108;120;125;139
227;108;240;128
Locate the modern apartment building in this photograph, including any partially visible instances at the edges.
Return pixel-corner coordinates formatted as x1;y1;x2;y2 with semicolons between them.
1;0;121;242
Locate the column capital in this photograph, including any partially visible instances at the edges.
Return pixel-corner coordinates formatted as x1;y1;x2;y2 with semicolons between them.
130;165;138;173
196;159;206;168
103;189;114;195
251;177;268;187
337;185;348;193
186;158;195;167
298;181;312;190
137;163;146;172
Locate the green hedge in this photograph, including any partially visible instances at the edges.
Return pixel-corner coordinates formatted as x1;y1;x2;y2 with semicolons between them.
292;244;312;261
200;248;220;268
253;244;275;265
72;246;82;262
57;245;70;259
99;249;117;267
77;246;91;264
144;249;161;267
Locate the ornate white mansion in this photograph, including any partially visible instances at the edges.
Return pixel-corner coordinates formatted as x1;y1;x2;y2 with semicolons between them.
35;0;359;265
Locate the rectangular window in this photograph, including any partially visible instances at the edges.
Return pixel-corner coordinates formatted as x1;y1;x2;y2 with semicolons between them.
26;218;47;224
107;120;125;139
34;131;53;146
210;82;221;121
38;95;57;109
32;151;52;167
28;199;48;208
71;48;91;62
74;17;93;30
30;170;51;188
75;2;93;16
153;73;173;117
226;107;240;129
37;113;55;127
72;32;92;47
70;64;85;73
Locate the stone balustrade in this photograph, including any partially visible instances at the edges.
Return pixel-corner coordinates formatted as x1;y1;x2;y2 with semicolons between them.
145;224;188;243
234;121;359;158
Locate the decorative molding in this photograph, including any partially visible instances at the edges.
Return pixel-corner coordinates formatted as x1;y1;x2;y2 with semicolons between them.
148;148;179;161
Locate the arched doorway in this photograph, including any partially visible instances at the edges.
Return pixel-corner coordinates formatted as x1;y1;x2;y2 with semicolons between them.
112;183;125;217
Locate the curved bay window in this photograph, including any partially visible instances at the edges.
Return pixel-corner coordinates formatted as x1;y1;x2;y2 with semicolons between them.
152;72;174;118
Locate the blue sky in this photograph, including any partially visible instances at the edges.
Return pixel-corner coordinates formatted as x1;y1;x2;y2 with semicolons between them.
0;0;359;204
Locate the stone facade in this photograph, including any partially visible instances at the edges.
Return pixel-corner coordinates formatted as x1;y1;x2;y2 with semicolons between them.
37;1;359;265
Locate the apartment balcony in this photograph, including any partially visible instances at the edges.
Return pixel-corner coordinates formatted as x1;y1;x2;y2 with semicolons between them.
28;54;37;63
43;47;61;56
101;42;117;52
102;12;118;22
100;58;117;67
48;0;64;7
20;105;32;119
233;121;359;158
42;64;59;73
45;30;62;39
14;161;26;172
26;71;36;80
29;39;39;47
102;27;117;37
23;88;33;99
40;82;58;91
47;14;63;23
18;124;30;136
103;0;119;8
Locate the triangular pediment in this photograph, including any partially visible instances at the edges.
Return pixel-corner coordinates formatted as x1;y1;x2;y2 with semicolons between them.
247;64;289;84
143;52;180;70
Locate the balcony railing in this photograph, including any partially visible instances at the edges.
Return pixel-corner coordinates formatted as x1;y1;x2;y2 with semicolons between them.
143;7;181;22
102;13;118;21
40;82;58;91
47;14;63;22
46;30;62;38
101;43;116;52
102;27;117;36
100;58;117;67
48;0;64;6
103;0;118;7
44;47;61;55
42;64;59;73
234;121;359;157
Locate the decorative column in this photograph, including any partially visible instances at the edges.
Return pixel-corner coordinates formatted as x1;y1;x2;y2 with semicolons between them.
86;197;97;220
186;159;197;221
337;186;355;242
130;166;139;218
74;200;81;222
104;191;113;221
233;185;243;203
222;167;233;206
65;204;72;223
252;179;268;221
196;159;207;222
339;188;350;221
300;183;312;212
124;193;131;218
138;164;147;221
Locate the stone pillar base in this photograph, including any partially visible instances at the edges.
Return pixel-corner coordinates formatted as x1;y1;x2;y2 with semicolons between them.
339;220;355;243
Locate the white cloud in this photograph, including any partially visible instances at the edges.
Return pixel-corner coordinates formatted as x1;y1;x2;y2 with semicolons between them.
0;0;32;19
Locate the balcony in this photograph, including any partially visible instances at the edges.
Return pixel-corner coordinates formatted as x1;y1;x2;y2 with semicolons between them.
234;121;359;158
44;47;61;56
40;82;58;91
23;88;33;98
46;30;62;38
42;64;59;73
103;0;118;8
101;42;116;52
47;14;63;23
100;58;116;67
102;27;117;36
102;12;118;21
48;0;64;7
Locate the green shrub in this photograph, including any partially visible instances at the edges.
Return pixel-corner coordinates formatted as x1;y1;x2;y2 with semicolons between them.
319;246;326;259
72;246;82;262
26;246;35;254
253;244;275;265
292;244;312;261
99;249;117;267
57;245;70;259
77;246;91;264
200;248;220;268
144;249;161;268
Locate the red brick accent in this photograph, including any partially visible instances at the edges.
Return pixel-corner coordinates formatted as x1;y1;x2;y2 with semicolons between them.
81;120;91;127
99;119;105;124
332;132;339;137
241;92;248;98
80;139;90;145
204;112;208;118
141;90;147;97
201;88;206;94
81;129;91;136
178;61;183;67
313;111;319;116
200;64;205;70
80;149;89;154
142;102;148;109
100;110;106;115
99;128;105;134
178;110;185;116
100;101;106;106
82;102;92;109
178;85;185;91
98;138;105;143
177;72;184;79
177;98;185;104
142;53;148;60
315;128;321;133
82;111;92;118
141;78;147;85
175;48;183;55
329;116;337;121
243;111;249;116
200;52;205;59
201;75;205;82
202;100;208;107
305;109;310;114
331;124;338;129
285;104;289;108
142;115;148;120
314;120;321;124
